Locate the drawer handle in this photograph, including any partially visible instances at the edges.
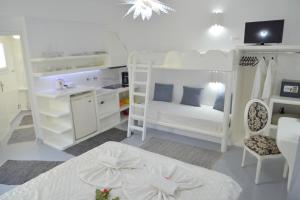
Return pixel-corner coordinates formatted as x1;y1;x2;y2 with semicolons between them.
88;100;92;103
100;101;105;104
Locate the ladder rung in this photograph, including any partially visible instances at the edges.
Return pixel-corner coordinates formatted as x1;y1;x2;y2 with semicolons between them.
129;125;144;132
132;103;145;108
135;69;148;73
134;81;147;85
133;92;146;97
135;64;149;68
131;114;144;121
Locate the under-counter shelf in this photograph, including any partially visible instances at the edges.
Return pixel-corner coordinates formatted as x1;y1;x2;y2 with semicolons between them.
39;109;70;118
120;115;129;124
120;104;129;111
42;130;74;150
41;121;72;134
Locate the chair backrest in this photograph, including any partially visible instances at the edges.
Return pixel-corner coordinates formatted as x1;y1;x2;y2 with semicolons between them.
244;99;271;138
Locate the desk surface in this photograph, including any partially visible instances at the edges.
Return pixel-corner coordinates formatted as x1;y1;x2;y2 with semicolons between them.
277;117;300;143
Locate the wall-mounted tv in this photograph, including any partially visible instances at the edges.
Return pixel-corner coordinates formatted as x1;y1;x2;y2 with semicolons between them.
244;20;284;45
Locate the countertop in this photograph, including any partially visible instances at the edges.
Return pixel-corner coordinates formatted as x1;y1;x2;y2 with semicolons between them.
36;85;129;98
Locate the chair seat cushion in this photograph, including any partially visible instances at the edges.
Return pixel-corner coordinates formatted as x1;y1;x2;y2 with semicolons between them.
244;135;281;156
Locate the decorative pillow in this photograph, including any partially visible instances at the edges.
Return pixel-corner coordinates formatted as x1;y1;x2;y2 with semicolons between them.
213;92;225;112
153;83;174;102
180;86;202;107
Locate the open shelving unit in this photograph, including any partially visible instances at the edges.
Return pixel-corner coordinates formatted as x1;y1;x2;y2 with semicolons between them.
118;87;129;125
37;95;75;150
31;53;109;78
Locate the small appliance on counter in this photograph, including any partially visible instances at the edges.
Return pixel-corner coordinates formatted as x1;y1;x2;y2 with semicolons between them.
280;79;300;98
55;79;65;90
122;72;129;87
55;79;74;90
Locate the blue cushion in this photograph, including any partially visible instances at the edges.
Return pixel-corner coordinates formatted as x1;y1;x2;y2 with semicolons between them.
213;92;225;111
180;86;202;107
153;83;174;102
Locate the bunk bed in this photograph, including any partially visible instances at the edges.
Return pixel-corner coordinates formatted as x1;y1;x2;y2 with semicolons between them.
127;50;236;152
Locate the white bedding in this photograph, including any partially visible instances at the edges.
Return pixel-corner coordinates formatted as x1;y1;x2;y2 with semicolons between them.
0;142;241;200
147;101;224;134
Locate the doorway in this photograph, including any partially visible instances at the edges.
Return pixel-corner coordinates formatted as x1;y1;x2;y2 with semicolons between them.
0;34;34;144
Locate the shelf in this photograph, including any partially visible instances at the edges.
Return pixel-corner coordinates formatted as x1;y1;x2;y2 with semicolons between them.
42;132;74;150
271;95;300;106
236;45;300;53
30;53;107;63
120;105;129;111
39;109;70;118
133;92;146;97
41;122;72;134
33;65;106;78
117;87;129;93
120;116;129;124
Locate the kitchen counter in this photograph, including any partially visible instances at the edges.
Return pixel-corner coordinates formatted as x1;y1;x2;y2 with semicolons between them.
36;86;129;99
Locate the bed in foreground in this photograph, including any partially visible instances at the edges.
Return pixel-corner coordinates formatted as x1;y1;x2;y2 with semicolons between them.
0;142;241;200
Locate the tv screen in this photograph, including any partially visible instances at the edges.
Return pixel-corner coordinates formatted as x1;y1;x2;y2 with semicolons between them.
244;20;284;44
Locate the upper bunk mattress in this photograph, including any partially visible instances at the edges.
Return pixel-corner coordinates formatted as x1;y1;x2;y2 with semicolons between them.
0;142;241;200
147;101;224;135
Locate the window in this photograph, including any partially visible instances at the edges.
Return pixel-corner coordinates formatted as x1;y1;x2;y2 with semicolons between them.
0;43;7;70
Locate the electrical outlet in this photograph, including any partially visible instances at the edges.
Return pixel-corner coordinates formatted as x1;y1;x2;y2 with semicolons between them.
93;76;98;81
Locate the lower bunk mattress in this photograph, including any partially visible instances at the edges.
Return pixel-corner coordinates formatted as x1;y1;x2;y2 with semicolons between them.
0;142;241;200
147;101;225;135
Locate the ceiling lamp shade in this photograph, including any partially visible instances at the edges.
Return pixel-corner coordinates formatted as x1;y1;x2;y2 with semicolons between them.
124;0;175;20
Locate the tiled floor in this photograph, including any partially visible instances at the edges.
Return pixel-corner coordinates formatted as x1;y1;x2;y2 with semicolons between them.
0;128;288;200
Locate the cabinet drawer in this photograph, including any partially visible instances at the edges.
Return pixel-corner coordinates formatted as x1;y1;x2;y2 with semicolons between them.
97;92;119;118
99;113;120;132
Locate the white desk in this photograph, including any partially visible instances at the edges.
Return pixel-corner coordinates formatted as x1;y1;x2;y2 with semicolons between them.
277;117;300;190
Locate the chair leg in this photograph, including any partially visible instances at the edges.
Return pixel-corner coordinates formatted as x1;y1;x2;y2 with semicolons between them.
241;148;247;167
255;159;262;184
283;161;288;179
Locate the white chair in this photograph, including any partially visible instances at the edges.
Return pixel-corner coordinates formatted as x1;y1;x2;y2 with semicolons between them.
241;99;282;184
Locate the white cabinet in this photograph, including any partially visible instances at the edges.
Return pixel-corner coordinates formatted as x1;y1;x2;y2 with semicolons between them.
97;92;119;119
96;90;120;132
71;92;97;140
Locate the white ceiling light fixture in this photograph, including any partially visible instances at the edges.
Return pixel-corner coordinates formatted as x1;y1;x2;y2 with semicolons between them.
12;35;21;40
124;0;175;20
209;9;225;36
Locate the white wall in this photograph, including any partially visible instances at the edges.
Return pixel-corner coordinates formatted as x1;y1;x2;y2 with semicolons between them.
1;0;300;52
116;0;300;51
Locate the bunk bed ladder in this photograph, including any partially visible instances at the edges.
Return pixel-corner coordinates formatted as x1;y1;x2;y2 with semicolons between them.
127;61;152;141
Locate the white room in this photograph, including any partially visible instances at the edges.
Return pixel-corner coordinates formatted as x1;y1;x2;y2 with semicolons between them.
0;0;300;200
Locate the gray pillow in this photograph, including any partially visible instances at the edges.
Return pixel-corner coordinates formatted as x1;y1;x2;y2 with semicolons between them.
180;86;202;107
153;83;174;102
213;92;225;111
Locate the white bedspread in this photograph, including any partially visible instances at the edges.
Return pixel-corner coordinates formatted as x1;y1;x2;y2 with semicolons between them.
0;142;241;200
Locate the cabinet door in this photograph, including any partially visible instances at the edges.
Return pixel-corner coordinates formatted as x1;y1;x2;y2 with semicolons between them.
71;95;97;140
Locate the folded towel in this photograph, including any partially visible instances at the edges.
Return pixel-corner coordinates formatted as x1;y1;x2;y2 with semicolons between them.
97;155;120;169
78;148;142;188
148;175;178;195
123;164;203;200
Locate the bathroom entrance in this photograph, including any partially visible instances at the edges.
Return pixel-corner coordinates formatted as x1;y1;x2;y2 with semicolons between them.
0;34;34;144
